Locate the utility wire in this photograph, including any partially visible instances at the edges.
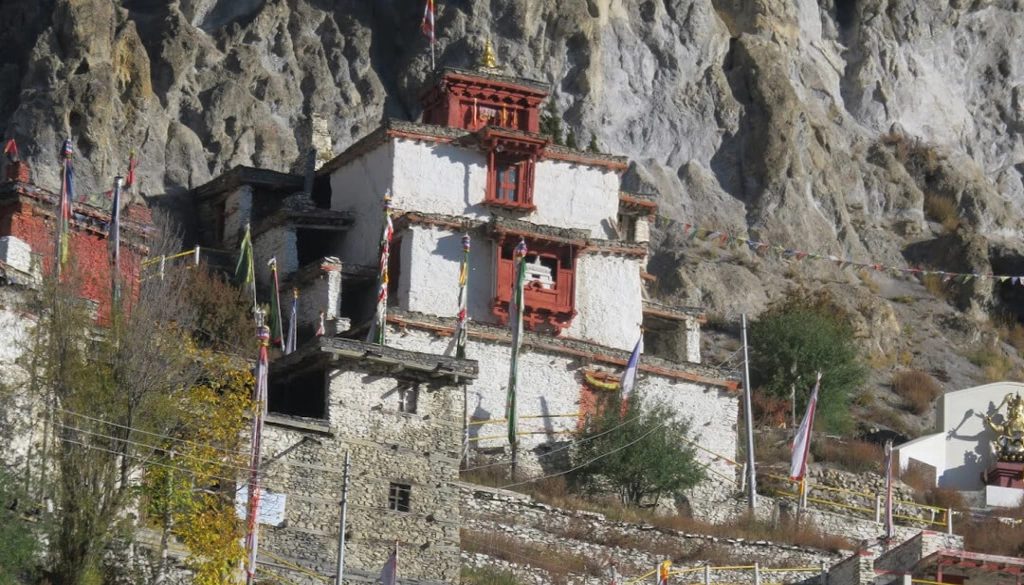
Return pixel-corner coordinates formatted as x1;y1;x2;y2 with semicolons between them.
56;406;250;458
499;417;669;490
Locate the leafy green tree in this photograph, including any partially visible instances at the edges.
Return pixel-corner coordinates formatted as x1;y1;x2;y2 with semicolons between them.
750;288;867;433
539;100;563;145
587;133;600;153
572;393;704;506
0;466;40;585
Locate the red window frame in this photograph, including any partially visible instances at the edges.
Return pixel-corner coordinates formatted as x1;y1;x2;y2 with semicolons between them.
492;236;576;333
486;153;535;211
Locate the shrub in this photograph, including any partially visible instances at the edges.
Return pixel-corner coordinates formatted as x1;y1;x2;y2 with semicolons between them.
461;567;524;585
810;438;883;474
959;517;1024;557
751;392;791;428
923;487;965;511
966;350;1014;382
891;370;942;415
923;191;960;232
572;393;704;507
750;288;867;433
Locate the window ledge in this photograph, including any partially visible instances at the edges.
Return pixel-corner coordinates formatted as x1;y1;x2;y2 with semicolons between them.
483;199;535;213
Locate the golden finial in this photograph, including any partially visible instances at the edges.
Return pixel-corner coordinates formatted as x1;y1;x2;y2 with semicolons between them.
480;38;498;69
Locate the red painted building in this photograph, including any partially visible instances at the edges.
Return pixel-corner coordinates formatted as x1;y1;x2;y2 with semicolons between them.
0;157;152;320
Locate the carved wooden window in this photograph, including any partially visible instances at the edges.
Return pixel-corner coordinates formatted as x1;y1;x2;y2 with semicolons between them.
388;482;411;512
486;154;535;210
492;237;576;333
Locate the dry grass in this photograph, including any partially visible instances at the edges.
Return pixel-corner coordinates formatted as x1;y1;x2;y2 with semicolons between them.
461;566;524;585
461;529;605;582
899;464;935;494
923;191;960;232
869;351;895;369
810;438;883;474
864;405;912;437
922;487;965;511
856;269;880;294
966;349;1014;382
959;501;1024;557
891;370;942;415
921;274;950;300
897;351;914;367
751;392;791;428
994;318;1024;355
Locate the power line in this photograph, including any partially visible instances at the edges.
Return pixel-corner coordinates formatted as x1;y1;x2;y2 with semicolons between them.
461;409;649;473
56;406;250;458
499;417;669;490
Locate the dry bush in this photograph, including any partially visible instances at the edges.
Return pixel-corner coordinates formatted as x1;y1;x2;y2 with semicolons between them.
923;487;965;511
752;392;791;428
461;566;524;585
461;529;604;581
856;270;880;294
754;437;791;466
966;350;1014;382
959;518;1024;557
891;370;942;415
920;274;950;300
899;465;934;495
923;192;960;232
811;438;883;474
995;318;1024;354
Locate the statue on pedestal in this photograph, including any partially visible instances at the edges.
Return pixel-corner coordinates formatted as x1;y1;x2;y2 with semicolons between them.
984;391;1024;462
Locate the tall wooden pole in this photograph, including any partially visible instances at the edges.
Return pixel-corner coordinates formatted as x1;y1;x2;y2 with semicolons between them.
741;314;757;510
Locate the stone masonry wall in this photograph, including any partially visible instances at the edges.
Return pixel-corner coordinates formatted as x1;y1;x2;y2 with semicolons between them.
256;365;464;585
460;485;841;585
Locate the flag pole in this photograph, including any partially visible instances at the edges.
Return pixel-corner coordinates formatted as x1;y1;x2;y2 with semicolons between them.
741;313;757;509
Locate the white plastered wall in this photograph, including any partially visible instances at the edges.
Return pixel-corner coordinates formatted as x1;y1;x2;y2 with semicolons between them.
385;326;738;487
401;225;494;323
223;185;253;249
390;140;489;220
564;252;644;351
532;159;621;239
330;142;394;267
388;140;622;238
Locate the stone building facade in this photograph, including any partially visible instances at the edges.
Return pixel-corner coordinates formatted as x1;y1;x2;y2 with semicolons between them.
257;336;476;585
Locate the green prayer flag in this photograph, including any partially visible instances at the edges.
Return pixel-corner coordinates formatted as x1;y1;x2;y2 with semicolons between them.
506;241;528;448
234;225;254;285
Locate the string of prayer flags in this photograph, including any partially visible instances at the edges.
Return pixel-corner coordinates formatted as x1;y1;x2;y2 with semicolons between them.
677;221;1023;285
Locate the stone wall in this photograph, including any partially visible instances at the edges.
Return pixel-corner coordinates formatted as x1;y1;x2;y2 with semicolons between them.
460;485;840;585
256;362;466;585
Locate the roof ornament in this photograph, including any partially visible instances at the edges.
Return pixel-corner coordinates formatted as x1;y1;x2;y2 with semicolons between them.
479;38;498;70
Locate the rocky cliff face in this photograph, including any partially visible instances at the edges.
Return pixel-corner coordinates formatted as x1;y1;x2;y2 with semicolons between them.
3;0;1024;396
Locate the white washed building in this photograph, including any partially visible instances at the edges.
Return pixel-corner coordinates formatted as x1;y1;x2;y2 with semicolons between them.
194;62;741;502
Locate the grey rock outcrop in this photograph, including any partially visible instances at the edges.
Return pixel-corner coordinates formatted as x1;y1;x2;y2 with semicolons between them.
2;0;1024;327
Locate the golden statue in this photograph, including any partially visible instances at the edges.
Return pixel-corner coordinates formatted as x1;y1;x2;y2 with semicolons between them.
480;39;498;70
984;391;1024;462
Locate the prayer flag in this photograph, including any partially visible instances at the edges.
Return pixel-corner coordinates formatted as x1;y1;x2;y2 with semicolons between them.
124;149;137;189
109;176;123;302
506;239;528;448
285;288;298;355
420;0;435;43
379;542;398;585
3;139;17;162
244;324;271;584
790;372;821;481
368;193;394;345
621;333;642;399
456;234;470;359
234;224;255;285
656;560;671;585
316;310;325;337
608;563;619;585
58;139;75;269
268;258;284;351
